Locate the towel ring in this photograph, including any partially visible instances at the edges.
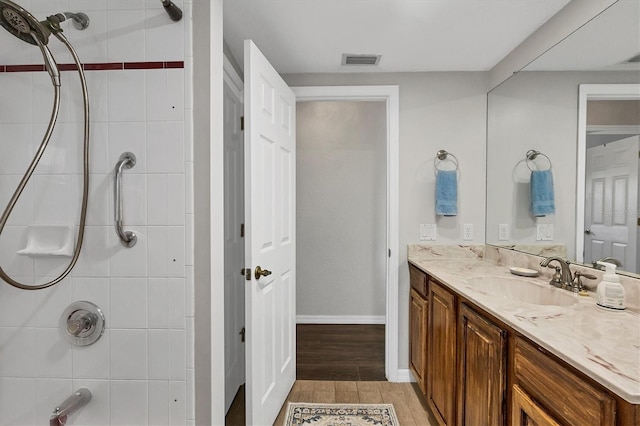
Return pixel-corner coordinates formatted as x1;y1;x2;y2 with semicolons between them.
434;149;459;175
526;150;552;171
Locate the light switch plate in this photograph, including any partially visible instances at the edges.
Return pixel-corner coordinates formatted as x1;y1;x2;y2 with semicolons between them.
420;224;437;241
498;224;510;241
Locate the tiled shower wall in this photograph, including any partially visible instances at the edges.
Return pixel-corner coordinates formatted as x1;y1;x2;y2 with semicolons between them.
0;0;195;424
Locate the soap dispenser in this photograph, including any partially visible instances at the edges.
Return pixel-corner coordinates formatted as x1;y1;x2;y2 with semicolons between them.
596;261;626;311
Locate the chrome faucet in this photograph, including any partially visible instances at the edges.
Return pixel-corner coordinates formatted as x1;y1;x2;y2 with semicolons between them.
540;256;597;293
540;256;573;290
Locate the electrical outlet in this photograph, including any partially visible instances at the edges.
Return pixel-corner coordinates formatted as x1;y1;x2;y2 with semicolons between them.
420;224;437;241
498;224;510;241
536;224;553;241
463;224;473;241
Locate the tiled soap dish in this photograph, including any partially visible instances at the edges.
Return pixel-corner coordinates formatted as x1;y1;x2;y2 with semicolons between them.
509;267;539;277
16;225;75;257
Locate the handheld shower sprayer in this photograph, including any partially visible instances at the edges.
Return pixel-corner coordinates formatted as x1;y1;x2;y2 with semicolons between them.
161;0;183;22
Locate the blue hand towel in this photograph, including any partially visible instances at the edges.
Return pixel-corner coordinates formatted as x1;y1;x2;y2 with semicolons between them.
530;169;555;217
435;170;458;216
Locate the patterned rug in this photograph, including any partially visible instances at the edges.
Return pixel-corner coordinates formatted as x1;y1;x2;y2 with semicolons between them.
284;403;399;426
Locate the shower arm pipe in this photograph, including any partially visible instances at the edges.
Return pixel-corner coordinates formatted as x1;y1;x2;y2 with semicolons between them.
0;30;90;290
45;12;90;31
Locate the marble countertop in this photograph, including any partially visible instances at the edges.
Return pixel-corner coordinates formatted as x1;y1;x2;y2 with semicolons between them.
408;255;640;404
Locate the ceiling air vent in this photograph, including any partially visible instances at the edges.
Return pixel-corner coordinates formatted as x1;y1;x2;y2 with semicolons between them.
342;54;381;67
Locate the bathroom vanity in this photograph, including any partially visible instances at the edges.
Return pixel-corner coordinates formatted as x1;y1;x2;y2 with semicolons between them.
408;246;640;426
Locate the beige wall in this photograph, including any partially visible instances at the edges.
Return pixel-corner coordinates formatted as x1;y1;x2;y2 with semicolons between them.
284;72;487;368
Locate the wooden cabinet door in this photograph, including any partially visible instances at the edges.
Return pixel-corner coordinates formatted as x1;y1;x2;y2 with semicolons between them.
511;385;561;426
409;288;428;394
428;280;457;426
457;303;507;426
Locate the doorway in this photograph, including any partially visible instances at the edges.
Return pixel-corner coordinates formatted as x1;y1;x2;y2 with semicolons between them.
293;86;401;383
296;100;387;380
223;73;401;424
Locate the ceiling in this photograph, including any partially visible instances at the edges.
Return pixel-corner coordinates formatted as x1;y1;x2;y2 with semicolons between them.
223;0;573;74
525;0;640;71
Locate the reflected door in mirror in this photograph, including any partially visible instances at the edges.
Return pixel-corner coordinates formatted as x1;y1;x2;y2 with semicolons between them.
584;136;639;272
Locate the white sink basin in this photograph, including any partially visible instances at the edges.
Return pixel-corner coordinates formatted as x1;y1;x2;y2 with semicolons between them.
467;276;578;307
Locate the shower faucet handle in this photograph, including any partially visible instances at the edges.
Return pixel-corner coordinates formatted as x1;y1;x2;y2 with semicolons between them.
61;301;105;346
66;312;94;336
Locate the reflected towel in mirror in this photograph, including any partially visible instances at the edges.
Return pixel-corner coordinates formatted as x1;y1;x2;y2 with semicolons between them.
530;169;555;216
436;170;458;216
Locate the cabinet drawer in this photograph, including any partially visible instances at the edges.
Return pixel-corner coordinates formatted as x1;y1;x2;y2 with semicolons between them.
409;263;428;298
514;337;615;426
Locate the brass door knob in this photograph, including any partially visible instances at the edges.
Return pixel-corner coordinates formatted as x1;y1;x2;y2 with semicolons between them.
254;266;272;280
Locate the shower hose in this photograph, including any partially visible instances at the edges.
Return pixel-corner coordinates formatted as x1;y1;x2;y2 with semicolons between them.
0;31;90;290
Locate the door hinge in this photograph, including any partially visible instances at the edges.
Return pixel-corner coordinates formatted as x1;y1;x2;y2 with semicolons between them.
388;249;391;258
239;327;246;342
241;116;244;131
637;218;640;226
241;223;245;238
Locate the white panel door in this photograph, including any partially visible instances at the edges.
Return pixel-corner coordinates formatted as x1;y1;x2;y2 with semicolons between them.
223;65;245;413
585;136;639;272
244;40;296;426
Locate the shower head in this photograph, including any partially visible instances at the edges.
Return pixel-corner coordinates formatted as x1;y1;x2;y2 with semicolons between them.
161;0;183;22
0;0;50;45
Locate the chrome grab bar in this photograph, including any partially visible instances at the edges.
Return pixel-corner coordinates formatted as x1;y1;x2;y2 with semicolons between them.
114;152;137;247
50;388;92;426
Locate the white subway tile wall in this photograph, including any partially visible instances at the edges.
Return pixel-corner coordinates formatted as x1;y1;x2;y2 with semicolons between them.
0;0;194;424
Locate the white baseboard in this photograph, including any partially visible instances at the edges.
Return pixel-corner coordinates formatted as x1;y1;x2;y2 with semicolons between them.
395;369;414;383
296;315;386;324
386;368;414;383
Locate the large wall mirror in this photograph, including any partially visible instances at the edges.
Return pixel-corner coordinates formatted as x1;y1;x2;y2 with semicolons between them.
486;0;640;275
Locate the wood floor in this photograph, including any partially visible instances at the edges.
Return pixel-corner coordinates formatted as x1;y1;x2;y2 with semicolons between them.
225;381;436;426
226;385;246;426
226;324;410;425
273;380;436;426
297;324;386;380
